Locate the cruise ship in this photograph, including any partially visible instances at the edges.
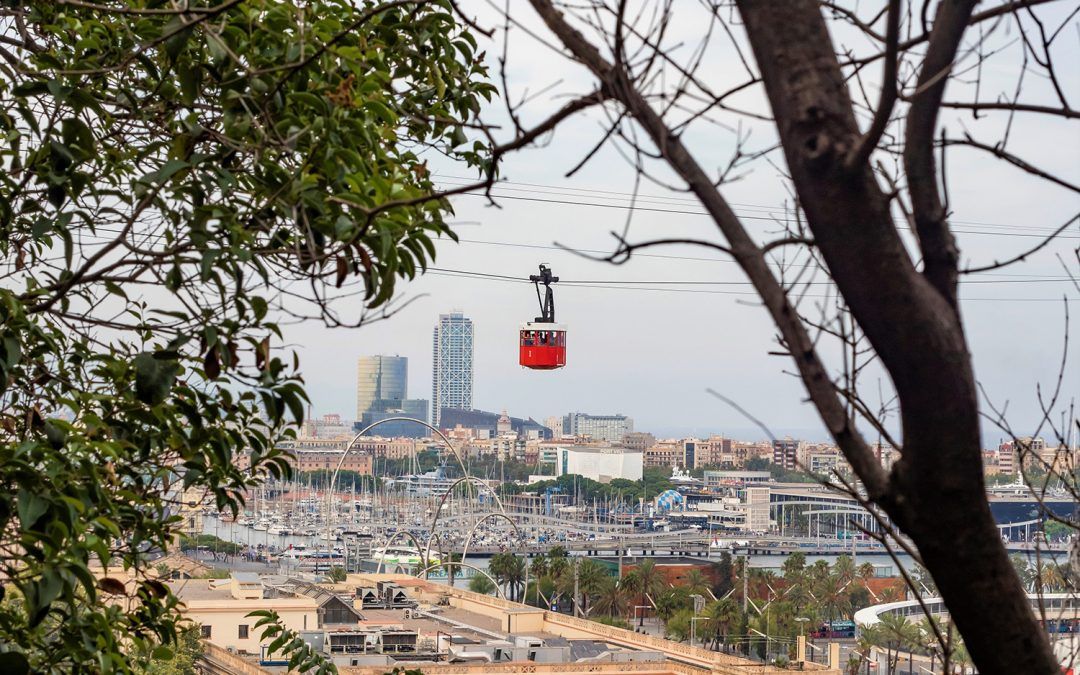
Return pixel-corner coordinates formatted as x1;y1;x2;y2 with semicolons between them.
388;464;458;497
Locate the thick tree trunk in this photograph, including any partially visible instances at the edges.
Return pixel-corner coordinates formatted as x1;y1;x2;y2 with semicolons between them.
734;2;1055;672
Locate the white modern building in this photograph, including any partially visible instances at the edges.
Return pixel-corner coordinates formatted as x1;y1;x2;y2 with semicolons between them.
432;312;474;427
539;445;643;483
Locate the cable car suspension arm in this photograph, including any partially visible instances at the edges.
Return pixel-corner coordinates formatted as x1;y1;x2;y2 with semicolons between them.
529;264;558;323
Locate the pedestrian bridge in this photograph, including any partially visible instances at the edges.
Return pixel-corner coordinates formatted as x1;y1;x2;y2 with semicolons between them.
854;592;1080;631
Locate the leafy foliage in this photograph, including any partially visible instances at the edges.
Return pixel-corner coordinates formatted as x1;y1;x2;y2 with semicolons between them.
326;566;348;583
250;610;335;674
0;0;490;671
467;574;496;596
134;625;204;675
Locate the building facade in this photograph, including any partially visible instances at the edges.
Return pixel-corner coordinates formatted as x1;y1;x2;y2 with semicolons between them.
772;437;800;470
355;355;429;437
562;412;633;443
438;407;551;440
432;312;474;427
356;356;407;419
359;400;429;438
622;432;656;451
703;470;771;488
544;416;565;438
540;445;644;482
645;439;683;468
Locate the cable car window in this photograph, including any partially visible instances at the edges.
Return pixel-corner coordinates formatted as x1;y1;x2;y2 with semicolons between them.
539;331;548;345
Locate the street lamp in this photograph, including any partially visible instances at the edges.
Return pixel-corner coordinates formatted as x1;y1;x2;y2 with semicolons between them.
633;605;650;631
794;617;810;663
748;627;771;661
689;615;706;649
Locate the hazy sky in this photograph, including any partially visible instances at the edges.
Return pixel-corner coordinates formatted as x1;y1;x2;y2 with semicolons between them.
285;3;1078;443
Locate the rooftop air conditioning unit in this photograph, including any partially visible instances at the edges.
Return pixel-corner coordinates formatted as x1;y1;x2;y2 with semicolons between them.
403;609;413;619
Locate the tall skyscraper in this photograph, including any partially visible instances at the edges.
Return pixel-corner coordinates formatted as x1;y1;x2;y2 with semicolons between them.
356;356;407;418
355;356;428;438
432;311;474;427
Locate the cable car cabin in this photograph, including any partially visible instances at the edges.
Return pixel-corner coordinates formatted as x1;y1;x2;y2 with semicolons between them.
519;322;566;370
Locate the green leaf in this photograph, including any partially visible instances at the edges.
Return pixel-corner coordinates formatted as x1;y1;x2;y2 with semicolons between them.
178;64;200;106
17;490;48;529
133;352;181;405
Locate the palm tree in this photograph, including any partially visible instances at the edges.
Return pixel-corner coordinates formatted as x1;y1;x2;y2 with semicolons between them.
781;552;808;581
851;629;876;675
503;554;527;602
530;553;550;580
529;554;550;605
813;569;847;622
591;576;628;618
488;552;510;594
833;555;856;585
1033;560;1068;592
626;559;666;626
489;552;526;601
682;569;711;598
857;562;876;584
876;613;920;674
548;548;570;583
445;552;462;587
704;598;742;651
576;558;608;616
654;587;692;626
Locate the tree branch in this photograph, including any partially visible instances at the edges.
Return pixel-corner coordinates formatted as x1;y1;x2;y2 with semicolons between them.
846;0;901;170
943;136;1080;194
903;0;978;310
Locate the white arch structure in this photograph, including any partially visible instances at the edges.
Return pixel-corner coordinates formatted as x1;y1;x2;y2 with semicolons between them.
461;511;526;561
424;475;508;554
375;529;430;573
324;416;469;547
322;416;527;585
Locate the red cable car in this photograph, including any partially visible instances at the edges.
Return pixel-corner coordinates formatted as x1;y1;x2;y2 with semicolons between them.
520;264;566;370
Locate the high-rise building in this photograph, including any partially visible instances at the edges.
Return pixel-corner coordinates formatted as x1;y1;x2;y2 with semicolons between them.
432;312;474;427
355;356;428;438
562;412;633;443
356;356;407;419
772;437;799;470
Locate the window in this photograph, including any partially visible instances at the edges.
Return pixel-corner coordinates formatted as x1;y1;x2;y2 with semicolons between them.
201;625;212;639
238;625;249;639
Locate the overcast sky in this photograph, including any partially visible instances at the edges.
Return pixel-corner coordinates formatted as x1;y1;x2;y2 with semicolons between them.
284;3;1078;443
